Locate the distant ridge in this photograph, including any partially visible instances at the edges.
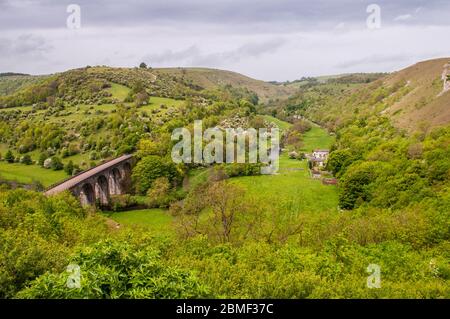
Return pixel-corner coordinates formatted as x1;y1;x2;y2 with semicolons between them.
0;72;31;77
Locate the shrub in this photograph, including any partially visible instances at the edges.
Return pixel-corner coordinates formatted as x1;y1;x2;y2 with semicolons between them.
220;163;262;178
43;158;53;169
146;177;174;208
20;154;33;165
110;194;138;211
18;240;210;299
50;156;64;171
132;155;181;195
4;150;14;163
64;160;74;175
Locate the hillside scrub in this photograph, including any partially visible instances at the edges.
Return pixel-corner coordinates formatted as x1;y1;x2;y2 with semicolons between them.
1;62;449;299
2;186;448;299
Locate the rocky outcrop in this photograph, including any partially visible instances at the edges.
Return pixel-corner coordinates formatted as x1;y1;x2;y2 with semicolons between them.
440;63;450;95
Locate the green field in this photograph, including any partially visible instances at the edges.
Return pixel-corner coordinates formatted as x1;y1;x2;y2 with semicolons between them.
231;154;338;214
0;162;68;187
108;83;130;101
300;125;335;152
105;208;174;236
262;115;292;131
142;96;185;112
186;122;338;215
231;123;337;213
104;122;337;237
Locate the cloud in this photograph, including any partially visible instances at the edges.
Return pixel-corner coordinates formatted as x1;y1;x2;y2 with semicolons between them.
0;1;450;79
335;54;411;69
0;34;52;58
1;0;449;32
394;14;413;21
142;38;286;67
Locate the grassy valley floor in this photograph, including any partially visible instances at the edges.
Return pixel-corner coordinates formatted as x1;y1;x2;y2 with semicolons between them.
230;123;337;214
107;122;337;235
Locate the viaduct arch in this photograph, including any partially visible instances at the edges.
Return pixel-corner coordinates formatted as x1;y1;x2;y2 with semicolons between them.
45;154;134;206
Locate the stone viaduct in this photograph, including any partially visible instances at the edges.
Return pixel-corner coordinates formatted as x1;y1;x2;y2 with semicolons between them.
45;154;134;206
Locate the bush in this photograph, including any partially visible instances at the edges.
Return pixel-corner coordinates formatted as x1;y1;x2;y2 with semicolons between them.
0;190;108;298
146;177;174;208
20;154;33;165
38;153;48;167
220;163;262;178
4;150;14;163
110;194;138;211
50;156;64;171
43;158;53;169
18;240;210;299
132;156;181;195
289;151;298;159
64;160;74;175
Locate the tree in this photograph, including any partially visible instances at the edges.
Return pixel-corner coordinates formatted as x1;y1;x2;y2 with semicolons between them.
136;138;169;158
50;156;64;171
146;176;172;207
132;155;181;194
326;149;356;177
64;160;74;175
172;181;255;243
291;119;312;134
338;162;381;209
139;62;147;69
21;154;32;165
43;158;53;169
205;181;248;243
38;153;48;167
135;91;149;107
4;150;14;163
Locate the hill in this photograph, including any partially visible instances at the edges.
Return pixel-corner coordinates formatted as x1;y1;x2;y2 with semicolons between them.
0;66;270;186
1;60;449;299
0;66;292;109
154;67;294;102
381;58;450;131
269;73;386;90
269;58;450;134
0;74;48;96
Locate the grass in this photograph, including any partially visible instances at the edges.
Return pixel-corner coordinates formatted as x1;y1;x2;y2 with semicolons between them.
61;152;91;167
230;154;339;214
0;105;33;112
301;125;335;152
142;96;185;111
0;161;68;187
230;120;338;214
262;115;292;131
184;119;339;215
105;208;174;236
184;167;210;191
108;83;130;101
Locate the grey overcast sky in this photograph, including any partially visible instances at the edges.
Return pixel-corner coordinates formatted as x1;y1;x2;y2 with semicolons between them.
1;0;449;81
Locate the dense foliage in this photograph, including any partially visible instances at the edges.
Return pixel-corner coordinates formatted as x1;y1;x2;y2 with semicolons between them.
1;64;449;299
1;187;448;298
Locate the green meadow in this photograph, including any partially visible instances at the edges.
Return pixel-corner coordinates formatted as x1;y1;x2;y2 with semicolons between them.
230;125;338;214
105;208;174;236
301;125;335;152
107;83;130;101
0;162;68;187
262;115;292;131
